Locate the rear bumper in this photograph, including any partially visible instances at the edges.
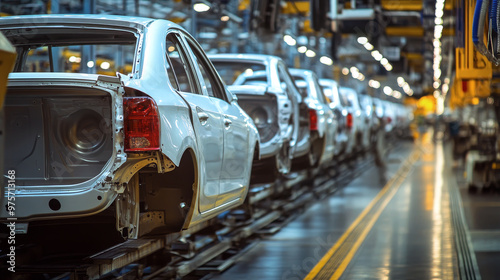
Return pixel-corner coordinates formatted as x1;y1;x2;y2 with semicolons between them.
0;173;118;221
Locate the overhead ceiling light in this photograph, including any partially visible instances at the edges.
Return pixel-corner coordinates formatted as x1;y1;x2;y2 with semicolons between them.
283;35;296;46
397;77;405;86
320;56;333;66
364;43;374;51
358;74;365;81
384;64;393;71
350;66;358;73
371;50;383;61
87;61;95;68
342;67;349;75
442;83;449;93
100;61;110;70
305;50;316;57
357;37;368;44
193;3;210;12
298;46;307;53
369;79;380;88
380;58;389;65
433;90;440;98
403;83;410;92
221;15;230;22
383;86;392;95
393;91;402;99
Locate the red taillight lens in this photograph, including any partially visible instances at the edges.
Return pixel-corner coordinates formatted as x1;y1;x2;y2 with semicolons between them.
346;113;353;129
124;97;160;152
309;109;318;131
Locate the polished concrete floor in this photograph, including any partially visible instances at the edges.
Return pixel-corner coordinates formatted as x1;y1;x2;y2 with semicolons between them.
211;133;500;280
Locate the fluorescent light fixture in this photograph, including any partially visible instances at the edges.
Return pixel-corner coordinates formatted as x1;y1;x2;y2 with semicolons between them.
403;83;410;92
100;61;110;70
320;56;333;65
305;50;316;57
384;86;392;95
357;37;368;44
397;77;405;86
298;46;307;53
442;83;449;93
371;50;383;61
369;79;380;88
284;35;296;46
194;3;210;12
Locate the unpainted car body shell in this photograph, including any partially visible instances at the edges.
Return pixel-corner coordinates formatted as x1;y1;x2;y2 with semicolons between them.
289;69;337;165
208;54;310;160
0;15;259;232
225;84;291;159
338;87;364;155
319;79;349;156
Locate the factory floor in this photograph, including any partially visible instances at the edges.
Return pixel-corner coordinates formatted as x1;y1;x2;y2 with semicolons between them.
211;131;500;280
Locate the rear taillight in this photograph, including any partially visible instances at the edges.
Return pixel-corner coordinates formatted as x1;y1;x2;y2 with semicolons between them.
309;109;318;131
346;113;353;129
124;97;160;152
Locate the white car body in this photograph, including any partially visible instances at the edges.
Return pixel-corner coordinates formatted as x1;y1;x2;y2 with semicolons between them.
209;54;311;176
383;100;397;134
319;79;350;157
357;93;375;147
290;69;337;166
1;15;259;238
339;87;367;155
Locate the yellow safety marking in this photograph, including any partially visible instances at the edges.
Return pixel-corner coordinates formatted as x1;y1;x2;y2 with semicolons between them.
304;149;420;280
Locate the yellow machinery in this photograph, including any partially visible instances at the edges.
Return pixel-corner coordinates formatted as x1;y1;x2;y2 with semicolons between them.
451;0;493;109
451;0;500;190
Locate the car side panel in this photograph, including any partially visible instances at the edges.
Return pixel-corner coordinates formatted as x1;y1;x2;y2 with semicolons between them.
214;97;253;206
180;93;224;213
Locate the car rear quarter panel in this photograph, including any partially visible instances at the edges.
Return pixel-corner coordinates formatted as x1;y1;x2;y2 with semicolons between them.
125;20;198;167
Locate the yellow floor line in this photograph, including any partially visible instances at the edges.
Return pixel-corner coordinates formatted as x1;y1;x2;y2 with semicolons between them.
304;149;420;280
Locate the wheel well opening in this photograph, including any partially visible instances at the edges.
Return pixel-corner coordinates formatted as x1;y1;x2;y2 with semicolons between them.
138;150;196;234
